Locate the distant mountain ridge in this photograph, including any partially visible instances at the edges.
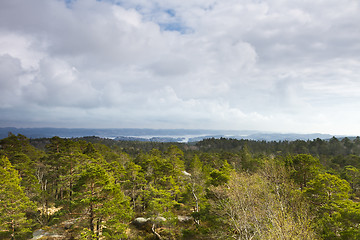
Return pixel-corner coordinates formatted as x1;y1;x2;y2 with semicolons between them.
0;127;338;142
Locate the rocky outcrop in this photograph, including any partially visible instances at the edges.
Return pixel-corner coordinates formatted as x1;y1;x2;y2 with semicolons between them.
177;215;193;223
132;217;151;228
31;229;66;239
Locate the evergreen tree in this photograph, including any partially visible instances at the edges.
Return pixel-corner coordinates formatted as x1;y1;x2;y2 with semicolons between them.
185;154;208;225
73;163;132;239
289;154;321;189
0;156;36;240
122;161;146;211
304;173;360;239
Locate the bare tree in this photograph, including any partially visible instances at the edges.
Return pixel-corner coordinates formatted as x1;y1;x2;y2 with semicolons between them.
209;168;316;240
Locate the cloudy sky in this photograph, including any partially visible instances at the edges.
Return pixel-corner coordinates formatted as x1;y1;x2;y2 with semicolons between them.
1;0;360;135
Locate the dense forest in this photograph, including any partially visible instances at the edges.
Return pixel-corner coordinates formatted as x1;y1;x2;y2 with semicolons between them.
1;133;360;239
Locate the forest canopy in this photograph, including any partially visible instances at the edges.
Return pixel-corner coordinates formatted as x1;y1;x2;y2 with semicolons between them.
1;133;360;239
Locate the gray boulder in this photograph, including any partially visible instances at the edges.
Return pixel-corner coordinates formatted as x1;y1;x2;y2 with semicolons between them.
132;217;151;228
178;215;193;223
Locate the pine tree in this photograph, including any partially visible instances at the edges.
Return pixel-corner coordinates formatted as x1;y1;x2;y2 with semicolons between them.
73;162;133;239
0;156;36;239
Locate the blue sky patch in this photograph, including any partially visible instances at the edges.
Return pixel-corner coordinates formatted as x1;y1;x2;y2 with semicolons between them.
165;9;176;17
159;22;191;34
63;0;76;8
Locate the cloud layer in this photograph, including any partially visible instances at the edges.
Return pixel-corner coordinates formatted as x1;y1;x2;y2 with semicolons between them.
1;0;360;135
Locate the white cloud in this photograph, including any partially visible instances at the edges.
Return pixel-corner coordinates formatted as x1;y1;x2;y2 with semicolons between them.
1;0;360;135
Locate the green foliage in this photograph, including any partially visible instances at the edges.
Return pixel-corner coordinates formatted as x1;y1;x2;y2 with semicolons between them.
304;173;351;207
0;156;36;239
341;165;360;197
73;163;133;238
122;161;146;211
209;169;229;187
209;171;316;240
313;200;360;240
289;154;321;189
240;144;262;172
3;135;360;239
101;183;133;239
304;173;360;239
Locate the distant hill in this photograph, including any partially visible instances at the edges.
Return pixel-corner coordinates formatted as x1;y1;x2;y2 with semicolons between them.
0;127;339;142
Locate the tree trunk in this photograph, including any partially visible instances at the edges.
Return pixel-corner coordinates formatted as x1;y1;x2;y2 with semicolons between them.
96;218;102;240
89;203;94;233
11;219;15;240
151;223;163;240
69;162;73;213
90;183;95;233
192;185;200;225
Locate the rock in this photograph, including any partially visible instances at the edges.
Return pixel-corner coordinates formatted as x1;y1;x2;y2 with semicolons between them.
61;219;76;229
154;216;166;222
178;215;193;222
32;229;46;240
132;217;150;227
132;216;167;229
31;229;66;239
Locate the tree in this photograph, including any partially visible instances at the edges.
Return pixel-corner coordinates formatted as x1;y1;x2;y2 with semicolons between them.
101;183;133;239
209;171;315;240
304;173;351;207
185;154;206;225
240;144;262;172
38;139;86;224
208;160;232;187
329;137;343;156
136;147;188;239
144;184;178;239
341;166;360;197
0;156;36;240
304;173;360;239
73;163;132;239
0;134;43;200
289;154;321;189
122;161;146;211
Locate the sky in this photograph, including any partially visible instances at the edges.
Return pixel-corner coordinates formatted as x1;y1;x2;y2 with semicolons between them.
1;0;360;135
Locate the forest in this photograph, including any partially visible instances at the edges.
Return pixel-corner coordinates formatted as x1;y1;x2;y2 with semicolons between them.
1;133;360;239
